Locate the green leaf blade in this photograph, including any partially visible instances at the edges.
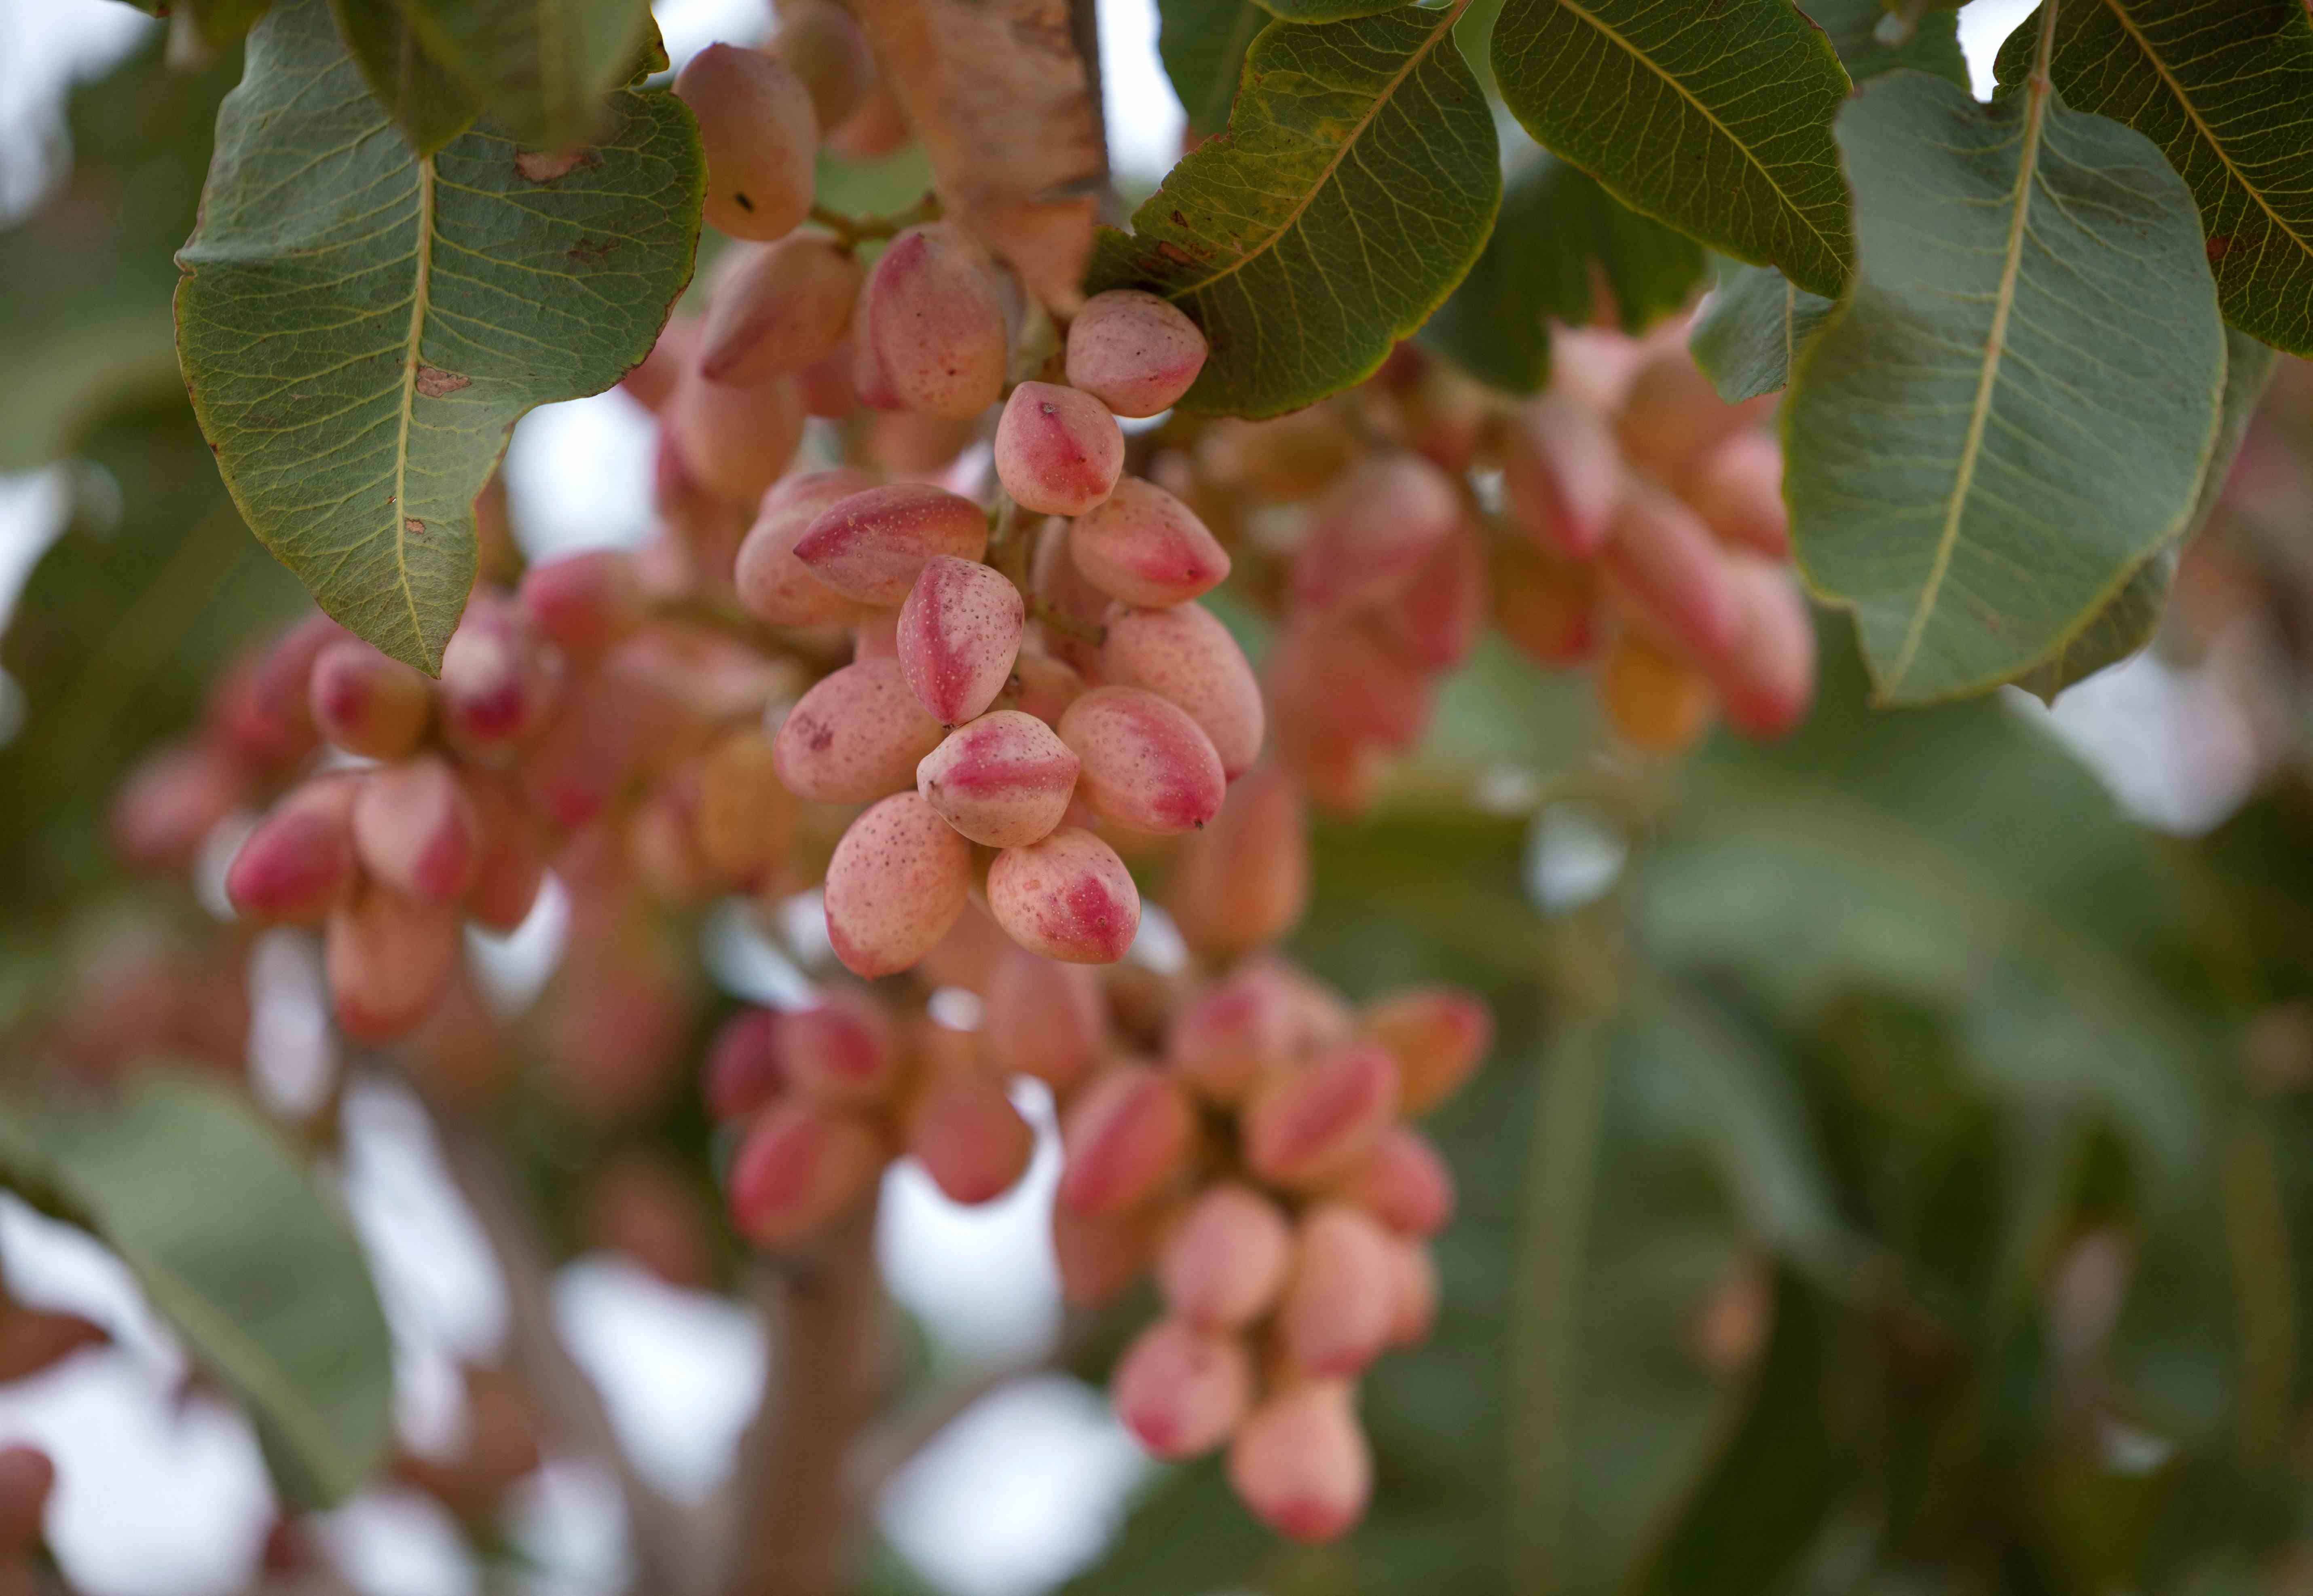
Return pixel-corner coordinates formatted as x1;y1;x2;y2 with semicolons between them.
0;33;241;473
403;0;660;150
329;0;480;155
1631;1267;1846;1596
1687;257;1835;404
1801;0;1966;89
1784;68;2226;702
0;400;307;917
1682;0;1957;403
2013;326;2277;702
1642;624;2216;1189
0;1074;394;1507
178;0;703;671
1422;151;1704;394
1156;0;1265;135
2008;548;2176;705
1490;0;1854;298
1087;5;1500;418
1997;0;2313;357
1257;0;1411;19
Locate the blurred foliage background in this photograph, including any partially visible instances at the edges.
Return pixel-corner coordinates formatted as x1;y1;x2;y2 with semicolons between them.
10;6;2313;1596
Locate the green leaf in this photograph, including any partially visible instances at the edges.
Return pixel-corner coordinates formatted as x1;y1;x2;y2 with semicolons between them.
1156;0;1265;135
334;0;660;154
0;1073;394;1507
1631;1267;1848;1596
152;0;274;49
1801;0;1966;89
1490;0;1854;298
1643;626;2215;1188
177;0;703;672
1086;5;1499;418
1421;150;1705;394
427;0;659;148
0;35;240;472
1782;61;2226;702
1053;1461;1275;1596
1644;985;1858;1282
1995;0;2313;357
2008;550;2177;706
1687;257;1835;404
1678;1;1943;407
0;398;309;918
1510;1008;1753;1592
326;0;483;155
1257;0;1410;19
2013;326;2278;702
2190;327;2282;534
112;0;273;48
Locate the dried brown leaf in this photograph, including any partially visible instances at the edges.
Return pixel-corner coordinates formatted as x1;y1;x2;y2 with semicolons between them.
848;0;1104;309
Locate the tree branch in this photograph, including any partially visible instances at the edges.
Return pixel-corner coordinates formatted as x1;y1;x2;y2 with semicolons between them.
423;1105;710;1596
1068;0;1118;224
848;1310;1100;1504
722;1199;886;1596
849;1354;1030;1505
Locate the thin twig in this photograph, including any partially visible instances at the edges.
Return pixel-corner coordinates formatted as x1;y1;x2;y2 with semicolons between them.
722;1201;885;1596
985;492;1033;592
808;194;941;251
849;1312;1096;1503
423;1105;710;1596
1030;599;1105;648
1067;0;1121;226
850;1355;1040;1503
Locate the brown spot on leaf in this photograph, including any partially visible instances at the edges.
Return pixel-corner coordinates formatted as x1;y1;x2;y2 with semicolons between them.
567;237;617;266
414;366;469;398
1156;241;1200;266
405;517;426;536
515;147;594;183
2207;235;2235;263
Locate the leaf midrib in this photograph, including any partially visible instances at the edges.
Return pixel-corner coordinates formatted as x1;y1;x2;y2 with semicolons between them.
391;154;435;662
2093;0;2313;269
18;1084;369;1501
1550;0;1845;268
1889;11;2058;690
141;1250;354;1495
1157;0;1466;301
